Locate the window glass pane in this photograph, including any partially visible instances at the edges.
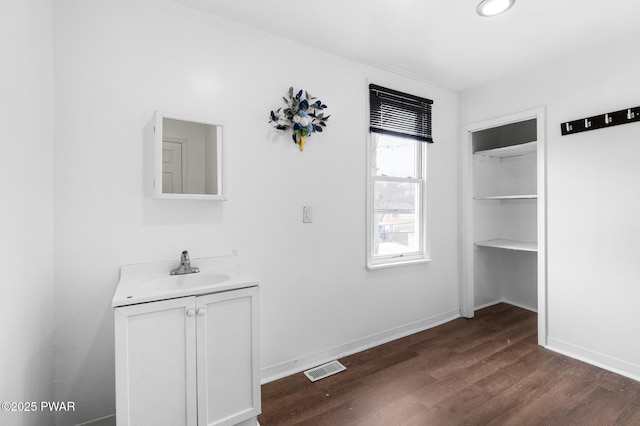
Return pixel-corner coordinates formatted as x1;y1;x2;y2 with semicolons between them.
372;134;417;178
373;180;420;256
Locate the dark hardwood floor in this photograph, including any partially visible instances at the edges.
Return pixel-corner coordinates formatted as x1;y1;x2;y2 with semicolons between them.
258;303;640;425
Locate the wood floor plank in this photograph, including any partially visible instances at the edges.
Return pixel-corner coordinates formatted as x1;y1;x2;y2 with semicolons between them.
560;385;634;425
258;303;640;425
615;403;640;425
483;390;577;426
347;394;430;426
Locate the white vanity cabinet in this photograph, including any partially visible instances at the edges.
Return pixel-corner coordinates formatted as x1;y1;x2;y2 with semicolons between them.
112;254;260;426
115;287;260;426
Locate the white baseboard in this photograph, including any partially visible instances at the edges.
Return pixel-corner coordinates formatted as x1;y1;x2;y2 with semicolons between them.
75;414;116;426
474;299;503;311
475;298;537;313
501;298;537;313
260;308;460;384
79;413;259;426
546;337;640;382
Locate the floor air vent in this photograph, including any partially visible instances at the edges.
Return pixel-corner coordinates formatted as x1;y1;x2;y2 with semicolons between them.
304;360;346;382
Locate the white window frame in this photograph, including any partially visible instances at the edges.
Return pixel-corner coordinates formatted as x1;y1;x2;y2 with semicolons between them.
366;132;430;269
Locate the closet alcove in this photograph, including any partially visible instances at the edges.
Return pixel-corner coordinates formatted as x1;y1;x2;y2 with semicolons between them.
461;108;547;346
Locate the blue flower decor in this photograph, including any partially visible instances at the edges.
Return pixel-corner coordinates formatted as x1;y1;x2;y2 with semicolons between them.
269;87;330;151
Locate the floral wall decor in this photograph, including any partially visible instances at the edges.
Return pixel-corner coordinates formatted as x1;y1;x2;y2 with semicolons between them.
269;87;330;151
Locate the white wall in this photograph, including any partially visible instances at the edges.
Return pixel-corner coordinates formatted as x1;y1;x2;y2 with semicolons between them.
460;32;640;380
0;1;55;425
52;0;459;424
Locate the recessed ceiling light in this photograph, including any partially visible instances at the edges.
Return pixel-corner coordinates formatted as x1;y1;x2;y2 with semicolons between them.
477;0;516;17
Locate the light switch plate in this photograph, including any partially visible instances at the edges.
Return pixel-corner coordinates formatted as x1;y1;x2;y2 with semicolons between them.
303;206;312;223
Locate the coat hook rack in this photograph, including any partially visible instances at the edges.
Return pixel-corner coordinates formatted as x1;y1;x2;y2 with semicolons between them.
561;105;640;136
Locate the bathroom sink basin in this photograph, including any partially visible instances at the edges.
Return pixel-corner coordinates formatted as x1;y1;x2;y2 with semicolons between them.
138;272;231;292
112;254;259;307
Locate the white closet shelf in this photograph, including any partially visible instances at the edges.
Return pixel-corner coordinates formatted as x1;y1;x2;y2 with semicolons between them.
474;239;538;252
473;141;537;158
475;194;537;200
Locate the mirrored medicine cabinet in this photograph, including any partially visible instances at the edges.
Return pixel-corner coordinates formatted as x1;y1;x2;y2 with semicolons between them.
154;111;226;200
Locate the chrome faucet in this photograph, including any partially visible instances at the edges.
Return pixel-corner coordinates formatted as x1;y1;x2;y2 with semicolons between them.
170;250;200;275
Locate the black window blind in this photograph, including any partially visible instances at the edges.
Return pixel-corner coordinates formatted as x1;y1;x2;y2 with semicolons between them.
369;84;433;143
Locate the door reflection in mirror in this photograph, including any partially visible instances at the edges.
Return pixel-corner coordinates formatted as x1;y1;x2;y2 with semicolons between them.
154;111;225;200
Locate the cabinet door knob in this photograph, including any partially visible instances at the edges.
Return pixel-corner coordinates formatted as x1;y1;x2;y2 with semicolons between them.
186;309;196;317
197;308;206;316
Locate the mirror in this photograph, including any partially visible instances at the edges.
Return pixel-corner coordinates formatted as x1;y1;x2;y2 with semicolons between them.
154;111;225;200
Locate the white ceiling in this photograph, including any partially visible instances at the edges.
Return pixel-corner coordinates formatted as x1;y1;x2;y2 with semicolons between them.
173;0;640;92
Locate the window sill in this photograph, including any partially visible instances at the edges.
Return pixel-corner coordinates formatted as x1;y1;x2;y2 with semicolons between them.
366;257;432;271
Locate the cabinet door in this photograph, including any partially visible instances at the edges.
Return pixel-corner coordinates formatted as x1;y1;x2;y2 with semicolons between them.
196;287;260;426
115;297;198;426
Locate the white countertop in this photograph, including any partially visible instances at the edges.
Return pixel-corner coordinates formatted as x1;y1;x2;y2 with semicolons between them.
112;253;259;307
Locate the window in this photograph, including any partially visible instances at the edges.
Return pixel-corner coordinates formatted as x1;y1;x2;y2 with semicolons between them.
367;84;433;269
